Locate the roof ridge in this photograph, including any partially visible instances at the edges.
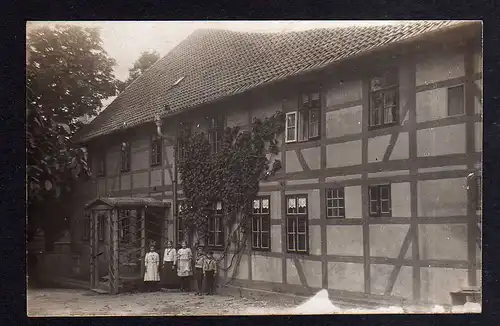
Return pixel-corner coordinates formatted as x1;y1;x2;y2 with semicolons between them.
74;21;479;143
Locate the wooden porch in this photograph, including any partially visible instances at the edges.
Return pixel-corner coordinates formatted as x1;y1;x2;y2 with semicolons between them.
85;197;170;294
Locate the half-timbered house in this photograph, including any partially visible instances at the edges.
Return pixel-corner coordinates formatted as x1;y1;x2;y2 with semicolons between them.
45;21;482;305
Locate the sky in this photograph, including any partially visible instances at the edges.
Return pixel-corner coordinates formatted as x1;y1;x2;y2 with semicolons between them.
27;20;405;108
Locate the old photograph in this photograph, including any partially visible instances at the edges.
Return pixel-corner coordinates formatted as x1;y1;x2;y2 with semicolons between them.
26;20;483;316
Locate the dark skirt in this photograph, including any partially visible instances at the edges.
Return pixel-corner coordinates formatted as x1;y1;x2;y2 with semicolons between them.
143;281;160;292
162;261;180;288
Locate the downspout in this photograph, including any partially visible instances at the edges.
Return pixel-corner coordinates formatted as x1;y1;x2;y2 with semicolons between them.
154;116;178;245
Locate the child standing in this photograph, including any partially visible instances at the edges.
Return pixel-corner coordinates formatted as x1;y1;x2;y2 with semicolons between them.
194;245;205;295
203;251;217;295
176;241;193;292
144;244;160;292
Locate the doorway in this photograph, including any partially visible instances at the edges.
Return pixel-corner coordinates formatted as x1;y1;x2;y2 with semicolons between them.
145;209;164;250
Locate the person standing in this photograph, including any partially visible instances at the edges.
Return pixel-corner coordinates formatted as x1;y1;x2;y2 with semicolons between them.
203;251;217;295
176;241;193;292
144;244;160;292
162;240;178;289
193;245;205;296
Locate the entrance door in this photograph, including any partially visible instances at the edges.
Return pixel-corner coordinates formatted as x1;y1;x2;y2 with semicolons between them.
90;210;109;289
145;209;164;250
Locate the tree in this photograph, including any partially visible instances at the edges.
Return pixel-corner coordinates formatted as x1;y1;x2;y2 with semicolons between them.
119;51;160;91
26;24;119;248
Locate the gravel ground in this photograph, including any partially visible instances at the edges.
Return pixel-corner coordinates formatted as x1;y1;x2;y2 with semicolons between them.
27;288;297;316
26;288;481;316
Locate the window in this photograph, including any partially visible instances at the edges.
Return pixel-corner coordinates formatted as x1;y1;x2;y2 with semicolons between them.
177;123;191;162
208;116;224;154
177;201;186;246
252;197;270;250
82;211;90;240
448;84;465;116
285;112;297;142
369;70;399;129
368;185;392;217
285;91;321;143
326;188;345;218
151;135;162;166
119;210;131;241
208;201;224;249
96;154;106;177
121;141;131;172
98;213;106;241
286;195;308;253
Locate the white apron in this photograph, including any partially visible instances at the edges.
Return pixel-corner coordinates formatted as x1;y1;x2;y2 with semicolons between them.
144;251;160;281
177;248;193;277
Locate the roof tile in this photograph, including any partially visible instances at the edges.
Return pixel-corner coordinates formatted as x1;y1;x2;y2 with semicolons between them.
75;21;472;143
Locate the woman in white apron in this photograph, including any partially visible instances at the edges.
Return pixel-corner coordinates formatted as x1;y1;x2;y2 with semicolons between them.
144;244;160;291
177;241;193;292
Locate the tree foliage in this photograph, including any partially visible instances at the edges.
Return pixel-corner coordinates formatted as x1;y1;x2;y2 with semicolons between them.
177;112;285;272
26;24;119;246
119;50;160;91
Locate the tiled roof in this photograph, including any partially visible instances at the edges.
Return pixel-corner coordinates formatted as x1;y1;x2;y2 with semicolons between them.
85;197;171;209
74;21;474;143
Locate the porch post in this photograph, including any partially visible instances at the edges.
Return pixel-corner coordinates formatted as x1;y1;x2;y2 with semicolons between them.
89;210;95;289
140;207;146;278
109;209;120;294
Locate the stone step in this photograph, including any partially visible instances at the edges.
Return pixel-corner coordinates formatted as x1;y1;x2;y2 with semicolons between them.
90;288;109;294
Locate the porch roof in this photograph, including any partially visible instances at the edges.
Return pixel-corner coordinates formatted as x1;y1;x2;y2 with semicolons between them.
84;196;171;209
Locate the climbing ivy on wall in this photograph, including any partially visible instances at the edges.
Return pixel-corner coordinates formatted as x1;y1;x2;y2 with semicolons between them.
177;111;285;271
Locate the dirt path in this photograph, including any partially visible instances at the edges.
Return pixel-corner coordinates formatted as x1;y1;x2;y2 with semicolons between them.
27;288;296;316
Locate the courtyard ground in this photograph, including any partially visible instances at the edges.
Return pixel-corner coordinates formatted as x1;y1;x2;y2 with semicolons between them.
27;288;297;316
27;288;481;316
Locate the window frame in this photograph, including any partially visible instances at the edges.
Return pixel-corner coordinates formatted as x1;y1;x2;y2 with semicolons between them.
120;141;131;173
368;184;392;218
82;211;91;240
447;84;466;117
326;187;346;219
368;70;399;130
98;212;106;242
96;153;106;177
285;194;309;254
285;111;298;143
150;134;163;167
285;91;322;144
207;201;225;250
251;196;271;251
177;122;192;163
298;91;321;141
208;116;224;154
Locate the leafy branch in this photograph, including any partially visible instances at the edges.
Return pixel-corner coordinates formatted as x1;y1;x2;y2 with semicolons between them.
177;111;285;280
